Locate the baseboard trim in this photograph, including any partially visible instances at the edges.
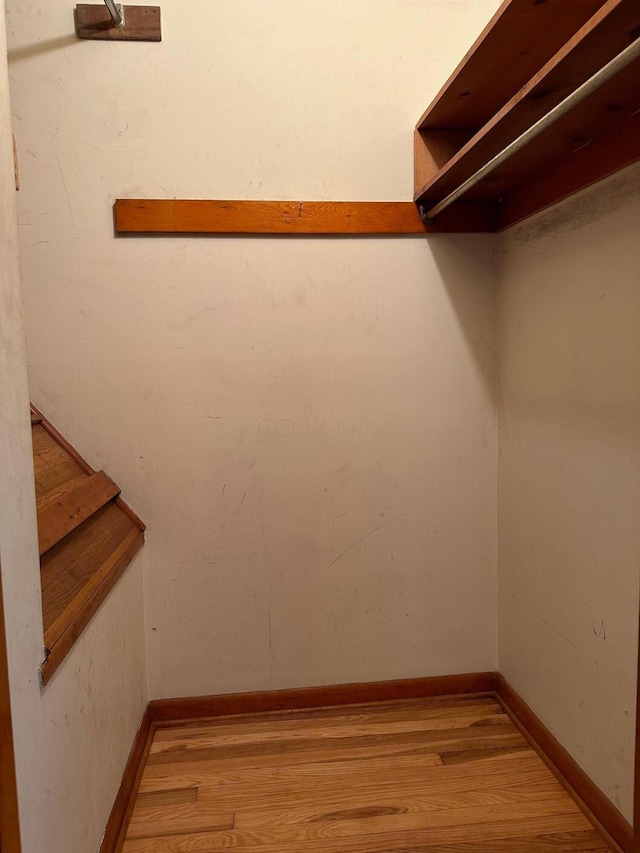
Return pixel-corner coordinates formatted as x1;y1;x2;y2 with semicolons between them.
99;705;154;853
495;674;632;853
149;672;498;724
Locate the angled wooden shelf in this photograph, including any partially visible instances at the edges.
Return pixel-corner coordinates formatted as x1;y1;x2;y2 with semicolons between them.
31;405;145;684
415;0;640;231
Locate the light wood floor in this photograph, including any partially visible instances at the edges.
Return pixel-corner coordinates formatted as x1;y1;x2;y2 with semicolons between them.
123;695;613;852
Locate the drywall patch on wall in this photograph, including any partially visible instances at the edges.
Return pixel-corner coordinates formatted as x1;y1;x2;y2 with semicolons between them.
498;168;640;821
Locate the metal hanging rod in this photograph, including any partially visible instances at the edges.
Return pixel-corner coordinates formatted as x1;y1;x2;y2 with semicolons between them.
421;35;640;224
103;0;125;28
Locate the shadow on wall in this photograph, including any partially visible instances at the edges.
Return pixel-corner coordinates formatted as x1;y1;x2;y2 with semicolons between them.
506;162;640;247
427;234;498;407
8;35;77;62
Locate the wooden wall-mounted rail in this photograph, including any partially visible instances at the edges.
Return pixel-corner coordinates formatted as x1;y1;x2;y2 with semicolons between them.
114;199;497;235
415;0;640;230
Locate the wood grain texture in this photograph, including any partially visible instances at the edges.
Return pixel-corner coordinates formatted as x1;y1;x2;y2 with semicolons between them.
415;0;640;204
114;199;497;234
495;675;630;853
127;807;234;841
149;673;498;723
416;0;608;130
498;109;640;230
40;528;144;684
99;707;155;853
31;405;145;531
414;129;475;192
75;4;161;41
31;404;94;476
136;789;198;809
121;696;612;853
31;424;86;499
37;470;120;554
41;503;137;631
0;561;22;853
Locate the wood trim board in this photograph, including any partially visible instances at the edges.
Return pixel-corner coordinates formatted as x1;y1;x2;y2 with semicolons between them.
495;674;631;853
0;559;22;853
99;706;155;853
149;672;498;724
114;199;497;234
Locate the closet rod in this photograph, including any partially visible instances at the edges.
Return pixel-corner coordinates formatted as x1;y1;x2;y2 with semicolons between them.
103;0;125;28
421;35;640;223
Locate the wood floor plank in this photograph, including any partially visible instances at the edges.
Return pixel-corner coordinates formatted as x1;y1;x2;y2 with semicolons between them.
127;805;234;840
150;712;510;754
123;697;611;853
139;750;542;793
231;797;584;839
135;788;198;808
121;813;598;852
151;698;503;741
193;772;564;812
147;723;527;766
233;783;575;828
141;741;446;780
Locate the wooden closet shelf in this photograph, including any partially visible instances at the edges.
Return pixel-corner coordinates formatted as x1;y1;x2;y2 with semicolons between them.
415;0;640;230
416;0;608;132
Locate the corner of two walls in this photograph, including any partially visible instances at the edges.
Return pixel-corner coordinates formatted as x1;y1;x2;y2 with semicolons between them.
496;163;640;822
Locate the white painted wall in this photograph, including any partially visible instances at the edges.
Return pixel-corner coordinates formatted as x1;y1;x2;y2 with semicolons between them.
6;0;501;701
0;7;148;852
498;165;640;822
